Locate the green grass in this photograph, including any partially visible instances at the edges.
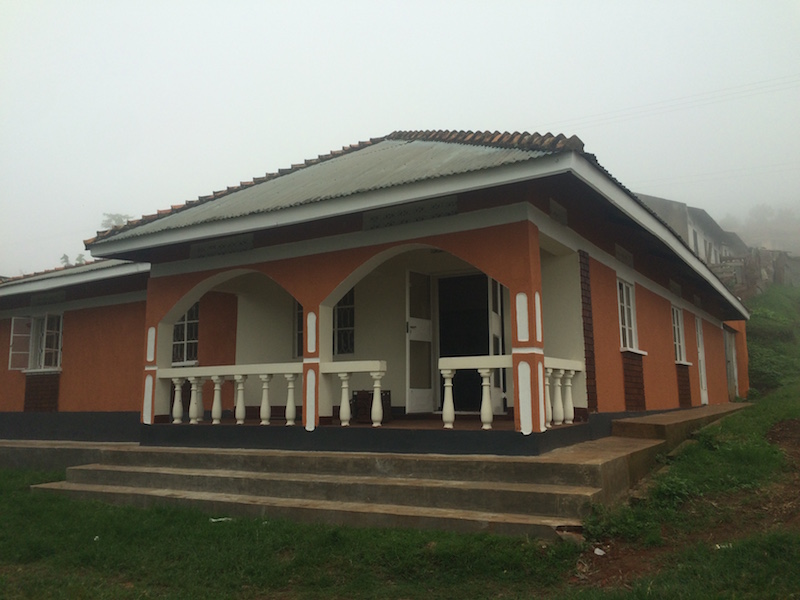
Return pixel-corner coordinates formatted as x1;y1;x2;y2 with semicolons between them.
2;285;800;599
0;470;582;599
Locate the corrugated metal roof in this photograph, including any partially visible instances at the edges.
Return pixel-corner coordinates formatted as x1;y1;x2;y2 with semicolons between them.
88;133;572;245
0;259;132;287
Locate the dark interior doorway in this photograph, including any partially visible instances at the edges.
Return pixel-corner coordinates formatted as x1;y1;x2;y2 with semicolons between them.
438;274;488;411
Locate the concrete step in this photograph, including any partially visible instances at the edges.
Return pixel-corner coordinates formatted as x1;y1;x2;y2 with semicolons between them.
65;463;602;518
31;480;580;539
88;446;611;488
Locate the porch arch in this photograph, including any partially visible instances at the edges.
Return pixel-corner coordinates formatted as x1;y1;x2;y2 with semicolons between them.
148;268;303;423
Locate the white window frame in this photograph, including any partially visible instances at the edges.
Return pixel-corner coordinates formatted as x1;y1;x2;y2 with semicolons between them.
617;279;639;351
333;288;355;356
671;305;688;363
171;303;199;366
8;313;63;371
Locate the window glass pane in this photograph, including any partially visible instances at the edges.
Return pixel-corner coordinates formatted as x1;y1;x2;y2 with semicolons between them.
186;341;198;362
172;344;184;363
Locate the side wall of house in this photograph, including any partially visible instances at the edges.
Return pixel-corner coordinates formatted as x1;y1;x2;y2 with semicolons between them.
58;301;147;411
589;258;626;412
703;320;729;405
636;286;680;410
0;318;27;411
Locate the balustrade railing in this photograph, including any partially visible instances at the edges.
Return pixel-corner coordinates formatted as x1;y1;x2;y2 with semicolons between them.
438;355;512;430
542;357;584;428
437;355;585;430
320;360;388;427
159;359;388;427
159;363;303;425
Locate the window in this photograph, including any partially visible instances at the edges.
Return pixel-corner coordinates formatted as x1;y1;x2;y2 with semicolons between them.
294;300;304;358
617;279;638;350
333;288;355;355
172;303;199;365
671;306;686;362
8;314;62;370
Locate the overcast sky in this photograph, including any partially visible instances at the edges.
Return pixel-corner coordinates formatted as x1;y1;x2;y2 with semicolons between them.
1;1;798;277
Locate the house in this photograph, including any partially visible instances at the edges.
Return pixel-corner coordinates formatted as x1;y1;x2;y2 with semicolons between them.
0;130;750;447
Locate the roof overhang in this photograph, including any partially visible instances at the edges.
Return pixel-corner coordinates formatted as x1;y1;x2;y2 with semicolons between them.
567;153;749;320
0;261;150;299
86;149;748;321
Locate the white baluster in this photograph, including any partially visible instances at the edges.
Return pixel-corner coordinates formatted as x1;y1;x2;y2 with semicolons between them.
234;375;247;424
284;374;297;426
171;378;185;424
544;368;553;428
196;380;205;423
552;369;564;426
478;368;493;430
188;377;200;424
259;374;272;425
563;369;575;424
441;369;455;429
211;376;224;424
338;373;351;426
370;371;384;427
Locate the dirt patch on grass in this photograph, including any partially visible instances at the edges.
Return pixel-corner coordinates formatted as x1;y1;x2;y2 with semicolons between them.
571;418;800;589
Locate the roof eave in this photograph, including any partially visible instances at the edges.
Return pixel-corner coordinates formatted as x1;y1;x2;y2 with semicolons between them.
569;154;749;320
0;261;151;299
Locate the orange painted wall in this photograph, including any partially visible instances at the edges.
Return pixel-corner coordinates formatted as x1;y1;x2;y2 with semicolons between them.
59;301;147;411
198;291;238;408
683;310;701;407
702;320;728;405
0;318;27;411
636;286;679;410
589;259;625;412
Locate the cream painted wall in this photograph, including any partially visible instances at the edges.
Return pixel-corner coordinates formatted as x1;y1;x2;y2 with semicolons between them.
540;251;588;408
231;274;298;406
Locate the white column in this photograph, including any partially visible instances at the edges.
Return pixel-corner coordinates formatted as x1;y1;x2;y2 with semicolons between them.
544;368;553;428
196;381;205;423
441;369;455;429
188;377;200;424
171;378;185;424
211;376;224;424
259;374;272;425
234;375;247;425
552;369;564;426
338;373;351;426
478;368;493;430
370;371;384;427
285;373;297;426
563;369;575;424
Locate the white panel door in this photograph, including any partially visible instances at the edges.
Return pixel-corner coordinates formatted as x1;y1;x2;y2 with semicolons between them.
406;271;435;412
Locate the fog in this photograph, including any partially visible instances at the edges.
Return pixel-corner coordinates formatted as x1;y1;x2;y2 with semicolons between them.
1;1;798;276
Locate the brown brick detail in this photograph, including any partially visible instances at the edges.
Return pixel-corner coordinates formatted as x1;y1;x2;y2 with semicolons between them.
578;250;598;412
24;373;60;412
676;363;692;408
622;351;645;411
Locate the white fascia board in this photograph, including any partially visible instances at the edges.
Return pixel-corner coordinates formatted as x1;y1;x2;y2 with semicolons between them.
566;154;749;320
89;155;571;258
0;262;150;299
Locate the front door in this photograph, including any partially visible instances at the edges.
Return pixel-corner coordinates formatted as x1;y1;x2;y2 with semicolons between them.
406;272;435;413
